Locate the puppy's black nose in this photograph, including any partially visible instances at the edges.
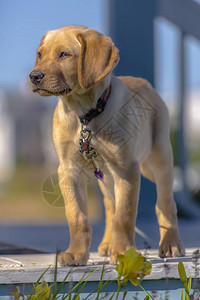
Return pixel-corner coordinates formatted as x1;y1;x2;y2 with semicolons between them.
29;71;45;84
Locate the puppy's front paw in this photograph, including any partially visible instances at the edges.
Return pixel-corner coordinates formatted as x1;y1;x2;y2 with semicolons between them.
98;242;111;257
58;251;89;266
110;252;119;265
159;228;185;258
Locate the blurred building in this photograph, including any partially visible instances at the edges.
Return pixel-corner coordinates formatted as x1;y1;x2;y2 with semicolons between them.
107;0;200;217
0;90;15;185
3;80;58;169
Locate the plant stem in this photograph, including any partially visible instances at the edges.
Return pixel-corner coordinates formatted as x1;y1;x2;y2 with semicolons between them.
115;283;121;300
139;284;155;300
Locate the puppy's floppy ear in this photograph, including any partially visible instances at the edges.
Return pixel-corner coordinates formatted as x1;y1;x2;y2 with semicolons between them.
77;29;119;89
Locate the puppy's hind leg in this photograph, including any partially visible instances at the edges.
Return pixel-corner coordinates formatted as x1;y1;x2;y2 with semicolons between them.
98;174;115;256
140;162;155;183
147;143;185;258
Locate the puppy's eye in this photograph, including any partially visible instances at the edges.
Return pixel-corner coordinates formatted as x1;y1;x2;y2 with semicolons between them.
59;52;71;59
37;52;41;59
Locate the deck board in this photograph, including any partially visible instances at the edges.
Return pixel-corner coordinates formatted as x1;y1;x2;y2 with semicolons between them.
0;248;199;285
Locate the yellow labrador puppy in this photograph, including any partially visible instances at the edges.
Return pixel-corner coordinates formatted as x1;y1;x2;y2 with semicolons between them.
30;25;185;265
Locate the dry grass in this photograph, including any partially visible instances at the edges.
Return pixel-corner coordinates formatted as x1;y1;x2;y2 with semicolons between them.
0;164;103;224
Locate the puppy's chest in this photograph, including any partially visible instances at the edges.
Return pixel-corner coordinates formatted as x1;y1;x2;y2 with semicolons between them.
92;118;133;153
77;129;111;175
77;124;124;175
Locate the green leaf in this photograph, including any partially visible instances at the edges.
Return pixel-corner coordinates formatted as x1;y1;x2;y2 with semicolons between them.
65;266;101;297
27;265;51;299
54;271;71;297
129;255;145;273
35;281;51;300
124;248;141;274
181;290;183;300
178;262;187;288
116;262;124;282
185;292;189;300
187;275;192;294
122;290;127;300
178;262;192;299
96;264;105;299
143;260;152;275
116;248;152;289
129;277;140;286
117;254;128;274
144;296;150;300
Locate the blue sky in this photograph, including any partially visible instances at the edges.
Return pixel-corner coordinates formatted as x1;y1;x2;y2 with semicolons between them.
1;0;200;94
0;0;105;90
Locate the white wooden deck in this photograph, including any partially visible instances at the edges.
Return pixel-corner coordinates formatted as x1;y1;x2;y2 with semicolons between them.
0;248;198;285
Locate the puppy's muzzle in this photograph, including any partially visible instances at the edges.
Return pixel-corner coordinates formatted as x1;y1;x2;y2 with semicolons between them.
29;71;45;85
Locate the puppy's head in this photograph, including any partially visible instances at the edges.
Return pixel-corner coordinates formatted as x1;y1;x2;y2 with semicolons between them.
29;25;119;97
